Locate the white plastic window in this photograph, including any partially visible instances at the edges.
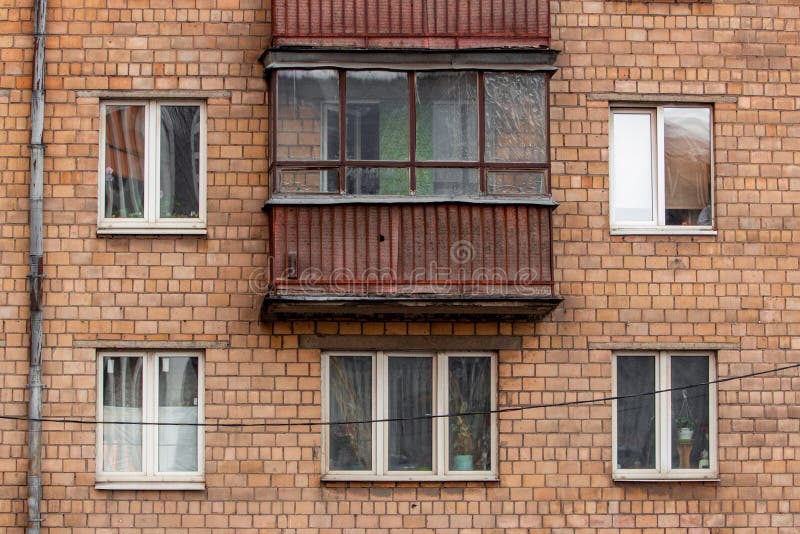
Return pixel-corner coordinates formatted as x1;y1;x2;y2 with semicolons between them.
612;352;717;481
610;106;713;234
98;101;207;234
322;351;497;480
96;352;204;489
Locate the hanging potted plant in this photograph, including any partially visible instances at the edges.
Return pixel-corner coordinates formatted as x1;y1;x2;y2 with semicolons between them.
673;415;695;442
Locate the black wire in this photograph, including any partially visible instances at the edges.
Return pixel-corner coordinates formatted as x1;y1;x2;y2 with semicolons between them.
0;362;797;429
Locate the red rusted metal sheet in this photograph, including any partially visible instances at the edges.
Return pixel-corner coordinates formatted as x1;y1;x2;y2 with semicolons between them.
271;0;550;49
270;203;553;298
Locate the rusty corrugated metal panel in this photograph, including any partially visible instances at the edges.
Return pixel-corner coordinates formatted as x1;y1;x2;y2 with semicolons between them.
271;203;553;297
271;0;550;49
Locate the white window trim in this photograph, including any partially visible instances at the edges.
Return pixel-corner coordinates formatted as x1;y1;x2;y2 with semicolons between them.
321;351;498;481
612;351;718;482
95;351;205;490
609;105;715;235
97;100;207;234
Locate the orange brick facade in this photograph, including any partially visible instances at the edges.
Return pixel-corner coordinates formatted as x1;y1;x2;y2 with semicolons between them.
1;1;799;533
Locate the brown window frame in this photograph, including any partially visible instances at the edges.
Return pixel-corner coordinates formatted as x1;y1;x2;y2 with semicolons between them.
269;68;551;198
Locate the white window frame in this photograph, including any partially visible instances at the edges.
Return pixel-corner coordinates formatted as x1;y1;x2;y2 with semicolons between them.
97;100;207;234
612;351;718;482
321;351;498;481
609;105;715;235
95;351;205;490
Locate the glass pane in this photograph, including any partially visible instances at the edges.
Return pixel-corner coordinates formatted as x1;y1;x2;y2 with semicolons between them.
278;168;338;193
329;356;372;471
415;72;478;162
611;112;654;224
415;168;478;196
487;170;547;195
102;356;143;472
388;356;433;471
345;167;409;195
346;72;409;161
484;73;547;163
276;70;339;161
616;356;656;470
448;356;491;471
160;106;201;218
664;108;712;226
158;356;199;472
104;105;145;218
671;356;710;469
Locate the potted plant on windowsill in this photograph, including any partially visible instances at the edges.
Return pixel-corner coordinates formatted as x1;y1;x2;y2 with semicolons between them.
452;414;474;471
673;416;695;442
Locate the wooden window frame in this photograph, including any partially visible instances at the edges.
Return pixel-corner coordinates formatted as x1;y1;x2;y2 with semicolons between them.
271;69;551;199
97;100;207;235
612;351;718;482
321;351;498;481
95;351;205;490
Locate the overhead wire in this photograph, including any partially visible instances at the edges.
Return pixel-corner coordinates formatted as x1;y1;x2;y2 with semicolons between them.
0;362;797;430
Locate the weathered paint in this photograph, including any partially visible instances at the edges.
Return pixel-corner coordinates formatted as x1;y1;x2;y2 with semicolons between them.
271;0;550;48
270;203;554;297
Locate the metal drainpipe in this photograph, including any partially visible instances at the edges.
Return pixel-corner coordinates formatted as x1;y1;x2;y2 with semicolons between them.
27;0;47;530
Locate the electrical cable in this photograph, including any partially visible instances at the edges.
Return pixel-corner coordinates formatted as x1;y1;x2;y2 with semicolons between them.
0;361;797;429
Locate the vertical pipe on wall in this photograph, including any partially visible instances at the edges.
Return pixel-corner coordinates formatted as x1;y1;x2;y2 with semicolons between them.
27;0;47;530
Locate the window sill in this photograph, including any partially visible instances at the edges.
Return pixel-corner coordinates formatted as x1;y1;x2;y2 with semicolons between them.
610;227;716;236
613;472;719;483
95;480;206;491
321;473;499;482
97;225;207;236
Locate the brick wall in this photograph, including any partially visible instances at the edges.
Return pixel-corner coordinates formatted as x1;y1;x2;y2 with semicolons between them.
0;0;798;532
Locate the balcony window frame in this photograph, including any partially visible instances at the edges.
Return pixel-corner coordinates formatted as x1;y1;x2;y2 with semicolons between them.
270;68;551;200
609;104;715;235
321;351;498;481
97;100;208;235
612;351;718;482
95;351;205;490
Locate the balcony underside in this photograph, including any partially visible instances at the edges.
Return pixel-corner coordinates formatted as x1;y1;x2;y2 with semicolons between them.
261;293;562;321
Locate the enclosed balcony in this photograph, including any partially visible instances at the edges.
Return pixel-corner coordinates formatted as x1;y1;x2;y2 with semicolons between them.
261;66;560;321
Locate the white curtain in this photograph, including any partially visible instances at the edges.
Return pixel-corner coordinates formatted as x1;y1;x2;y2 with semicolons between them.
102;356;143;472
158;356;199;472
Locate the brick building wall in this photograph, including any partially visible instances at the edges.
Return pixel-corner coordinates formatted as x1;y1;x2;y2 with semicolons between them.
0;0;798;533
